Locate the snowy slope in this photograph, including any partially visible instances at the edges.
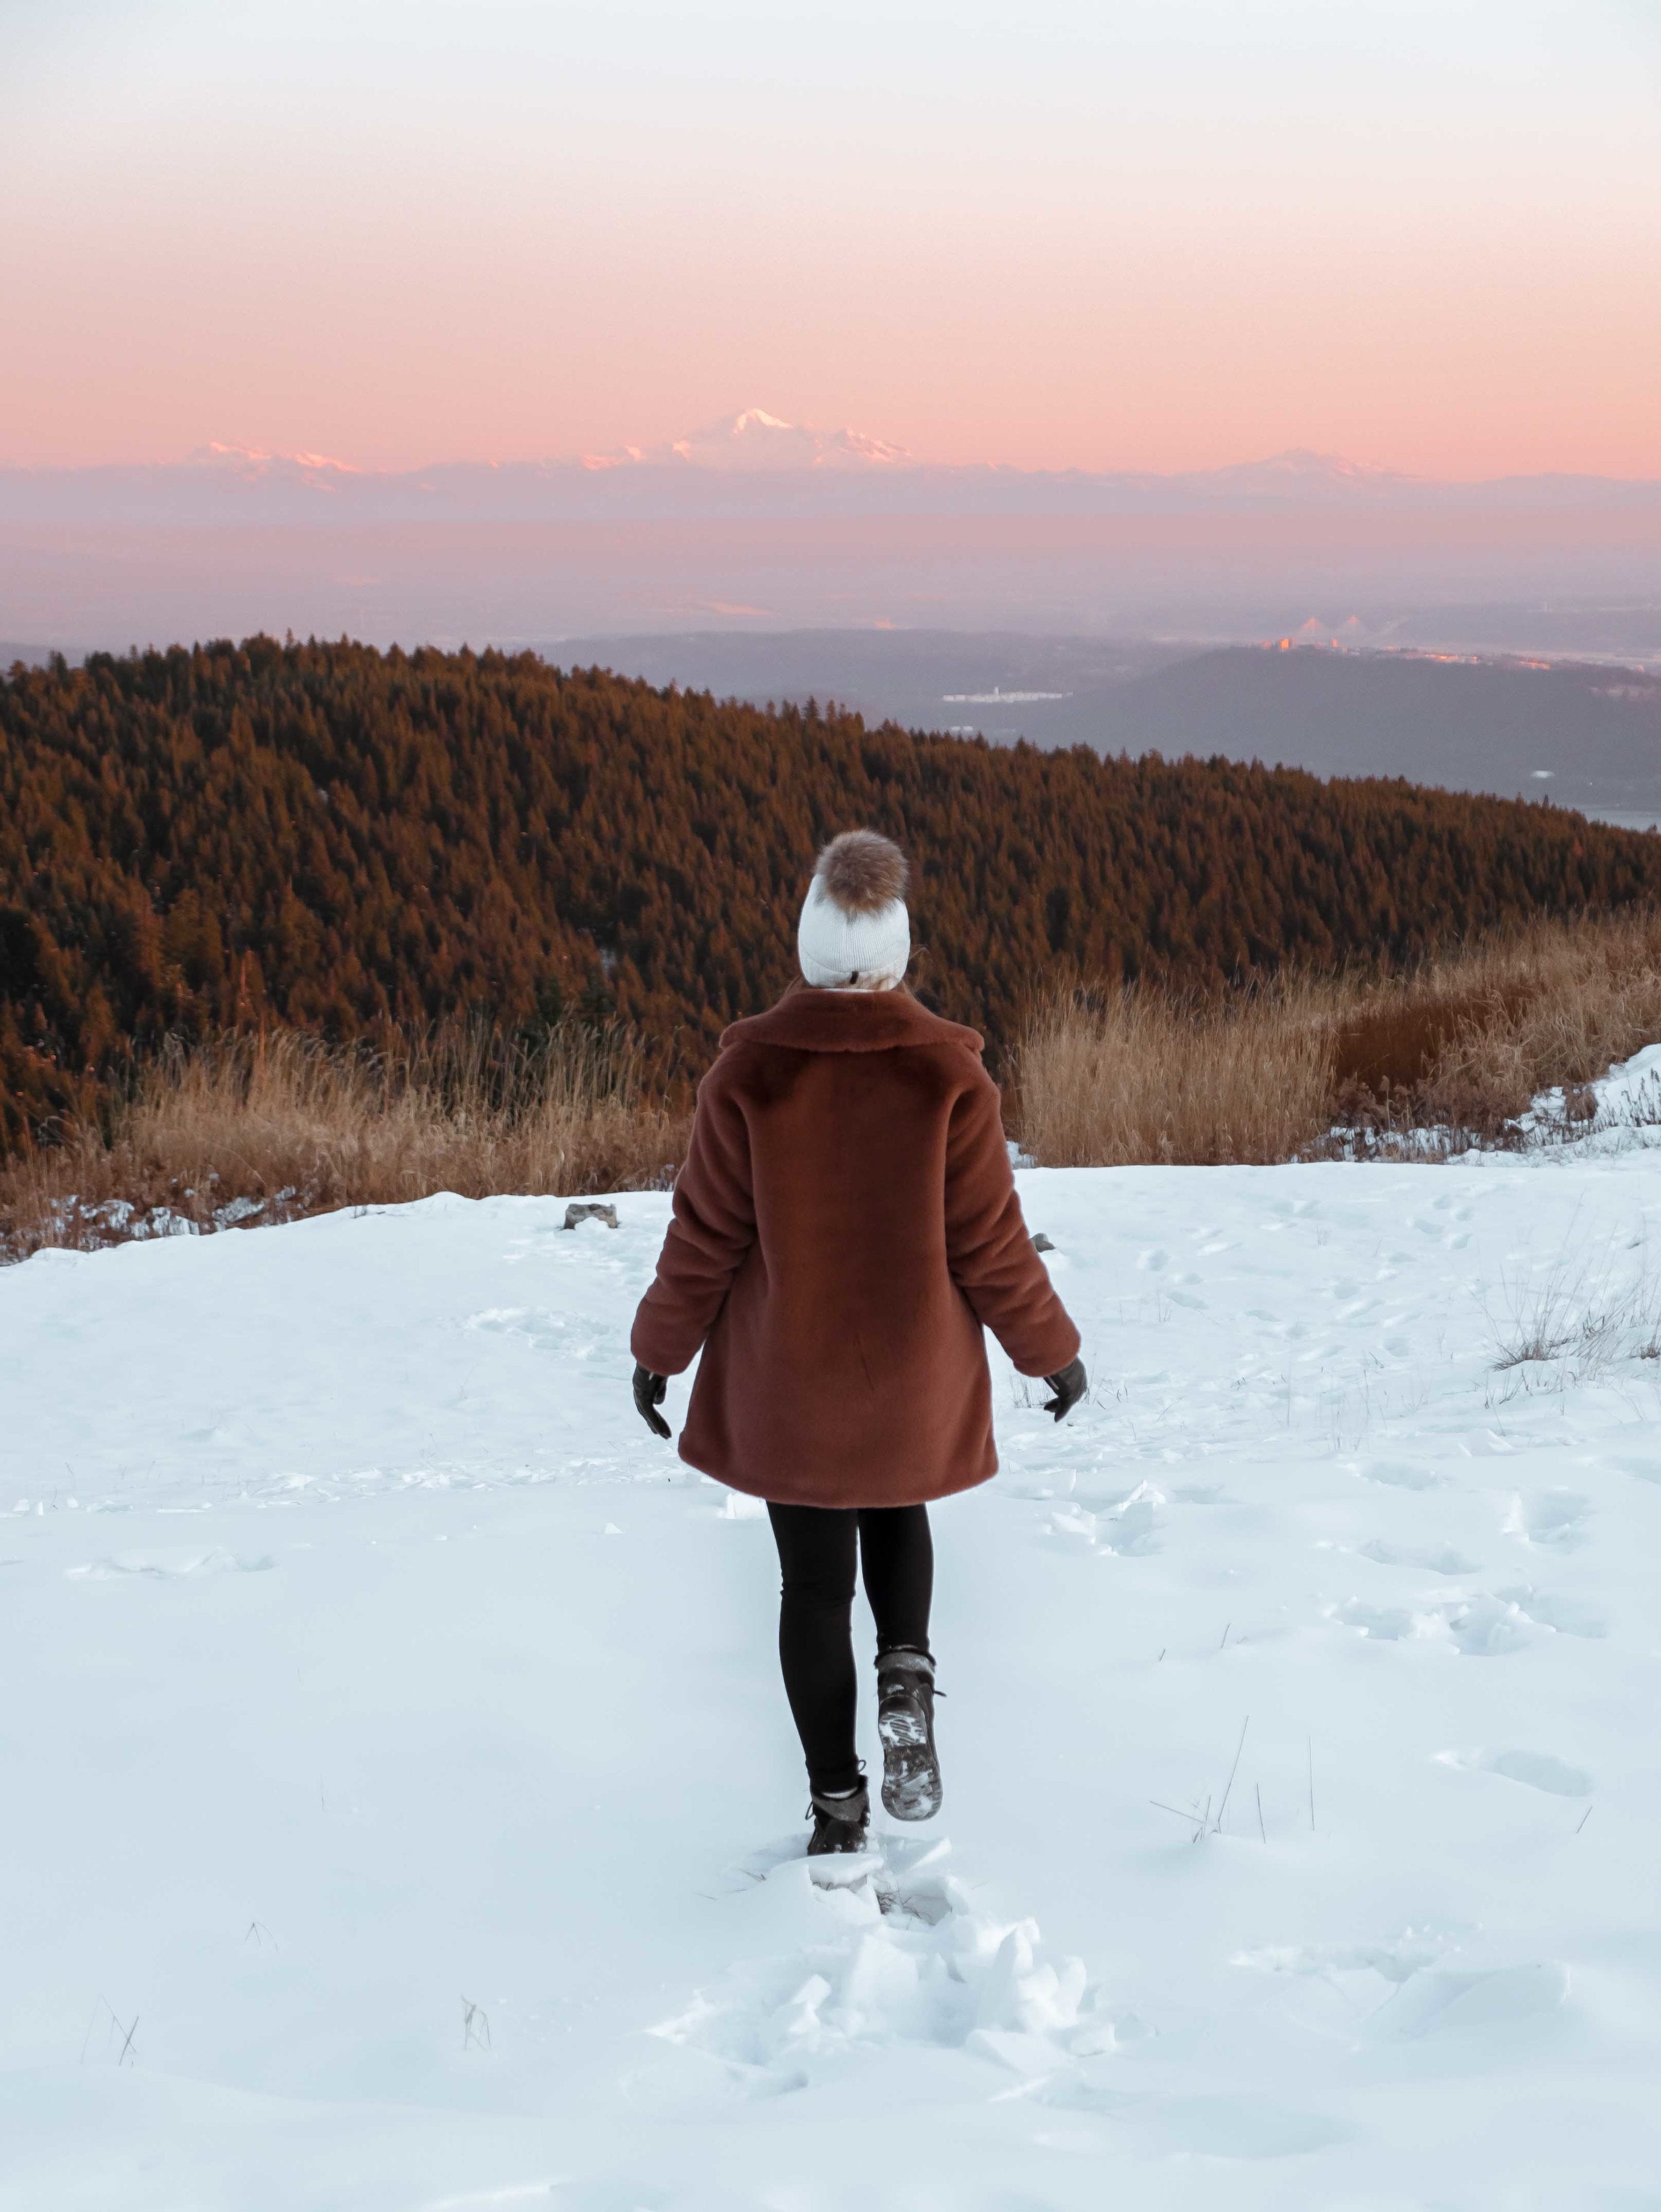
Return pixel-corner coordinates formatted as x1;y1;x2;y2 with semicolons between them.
4;1136;1661;2209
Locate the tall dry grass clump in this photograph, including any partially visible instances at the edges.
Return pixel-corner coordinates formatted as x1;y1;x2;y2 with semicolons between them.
1016;983;1335;1167
1373;911;1661;1133
1017;909;1661;1167
0;1023;689;1261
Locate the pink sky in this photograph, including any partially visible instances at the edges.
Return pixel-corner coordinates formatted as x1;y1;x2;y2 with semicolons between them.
4;1;1661;478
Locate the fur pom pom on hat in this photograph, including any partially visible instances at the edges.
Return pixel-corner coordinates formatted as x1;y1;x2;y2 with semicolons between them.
797;830;912;989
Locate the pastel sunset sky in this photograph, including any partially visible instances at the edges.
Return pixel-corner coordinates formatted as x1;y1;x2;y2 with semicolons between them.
6;0;1660;477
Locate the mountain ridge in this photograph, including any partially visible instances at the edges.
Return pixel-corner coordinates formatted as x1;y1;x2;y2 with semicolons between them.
7;425;1661;525
7;637;1661;1146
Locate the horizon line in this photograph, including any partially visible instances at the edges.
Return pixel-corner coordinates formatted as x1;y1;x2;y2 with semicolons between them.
7;440;1661;490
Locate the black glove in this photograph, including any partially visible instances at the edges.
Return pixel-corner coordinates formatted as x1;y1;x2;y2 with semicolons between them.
1042;1357;1087;1422
632;1361;671;1439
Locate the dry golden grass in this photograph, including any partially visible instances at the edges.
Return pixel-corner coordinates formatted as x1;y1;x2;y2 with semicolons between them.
1014;982;1335;1167
0;1024;689;1261
8;910;1661;1255
1445;916;1661;1113
1016;909;1661;1167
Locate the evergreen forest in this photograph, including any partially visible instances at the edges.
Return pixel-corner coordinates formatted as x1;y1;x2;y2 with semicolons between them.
5;635;1660;1151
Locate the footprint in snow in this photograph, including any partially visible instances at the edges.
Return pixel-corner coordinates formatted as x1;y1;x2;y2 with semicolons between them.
1363;1961;1570;2046
1497;1584;1608;1639
1352;1458;1446;1491
1236;1931;1453;1989
1403;1590;1604;1652
1233;1929;1459;2043
1504;1490;1591;1552
1332;1593;1535;1656
464;1306;569;1353
1446;1595;1538;1656
1438;1747;1593;1798
1360;1538;1480;1576
465;1307;618;1364
1606;1453;1661;1487
67;1550;275;1579
1334;1599;1418;1643
1486;1749;1592;1796
1234;1928;1565;2058
1045;1483;1164;1554
1429;1195;1476;1243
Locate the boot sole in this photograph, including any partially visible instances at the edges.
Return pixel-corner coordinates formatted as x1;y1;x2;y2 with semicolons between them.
878;1707;943;1820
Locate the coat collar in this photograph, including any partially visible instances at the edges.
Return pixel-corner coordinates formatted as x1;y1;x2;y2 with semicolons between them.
722;987;985;1057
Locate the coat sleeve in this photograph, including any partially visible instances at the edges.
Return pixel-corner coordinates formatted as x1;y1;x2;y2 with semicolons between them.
942;1063;1081;1378
631;1061;756;1376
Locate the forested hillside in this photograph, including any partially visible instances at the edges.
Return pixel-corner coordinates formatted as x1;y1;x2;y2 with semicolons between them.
5;635;1660;1149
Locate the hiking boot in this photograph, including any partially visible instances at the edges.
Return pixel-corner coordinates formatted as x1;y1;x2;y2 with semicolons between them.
806;1778;870;1856
877;1648;942;1820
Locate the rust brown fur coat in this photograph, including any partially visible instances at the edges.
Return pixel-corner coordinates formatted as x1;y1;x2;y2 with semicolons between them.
631;987;1080;1506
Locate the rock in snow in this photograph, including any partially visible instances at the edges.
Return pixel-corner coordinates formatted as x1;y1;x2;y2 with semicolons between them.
3;1127;1661;2206
561;1202;619;1233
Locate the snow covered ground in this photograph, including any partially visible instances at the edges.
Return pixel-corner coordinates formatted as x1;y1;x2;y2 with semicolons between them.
6;1112;1661;2207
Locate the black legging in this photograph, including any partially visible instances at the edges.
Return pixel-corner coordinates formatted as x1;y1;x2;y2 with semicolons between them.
766;1501;933;1796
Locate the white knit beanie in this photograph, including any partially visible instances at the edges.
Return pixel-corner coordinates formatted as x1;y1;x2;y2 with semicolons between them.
796;830;911;989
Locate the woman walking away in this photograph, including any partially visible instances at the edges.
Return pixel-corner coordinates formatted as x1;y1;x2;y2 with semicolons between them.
629;831;1086;1854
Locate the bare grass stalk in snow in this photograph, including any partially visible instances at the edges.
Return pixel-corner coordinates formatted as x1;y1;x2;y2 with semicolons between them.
1485;1234;1661;1388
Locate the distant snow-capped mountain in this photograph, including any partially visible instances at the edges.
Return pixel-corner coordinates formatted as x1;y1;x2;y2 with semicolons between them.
590;408;913;472
3;431;1658;529
184;442;364;486
1191;447;1415;498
